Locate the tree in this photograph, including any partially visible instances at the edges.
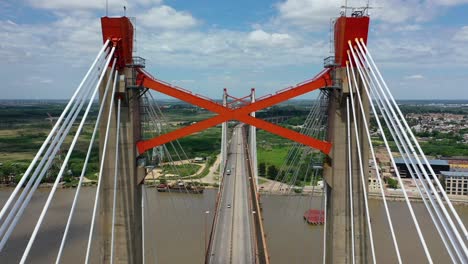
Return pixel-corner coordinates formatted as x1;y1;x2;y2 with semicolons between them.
258;162;266;176
267;165;278;180
386;177;398;189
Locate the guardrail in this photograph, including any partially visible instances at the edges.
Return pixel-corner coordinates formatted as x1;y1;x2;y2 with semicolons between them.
204;148;229;263
242;125;270;264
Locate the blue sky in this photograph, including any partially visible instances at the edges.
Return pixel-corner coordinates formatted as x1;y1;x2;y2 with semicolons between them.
1;0;468;100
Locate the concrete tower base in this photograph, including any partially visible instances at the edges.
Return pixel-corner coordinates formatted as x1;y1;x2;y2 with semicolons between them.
98;68;145;263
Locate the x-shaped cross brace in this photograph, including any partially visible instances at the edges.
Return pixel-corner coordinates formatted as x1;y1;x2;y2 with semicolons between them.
135;68;333;156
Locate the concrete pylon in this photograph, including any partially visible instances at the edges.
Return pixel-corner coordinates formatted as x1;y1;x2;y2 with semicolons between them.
249;88;258;188
98;68;145;263
323;65;370;263
220;88;228;184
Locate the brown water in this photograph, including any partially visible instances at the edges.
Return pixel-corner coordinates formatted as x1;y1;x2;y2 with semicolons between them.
0;188;466;263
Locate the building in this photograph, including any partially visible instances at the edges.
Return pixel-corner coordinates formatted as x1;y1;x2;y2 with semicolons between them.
393;158;449;178
193;157;205;163
441;171;468;196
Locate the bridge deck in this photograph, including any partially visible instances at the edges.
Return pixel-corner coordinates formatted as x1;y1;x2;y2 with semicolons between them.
207;125;255;263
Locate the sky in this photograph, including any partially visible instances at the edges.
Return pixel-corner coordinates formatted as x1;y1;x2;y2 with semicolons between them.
1;0;468;100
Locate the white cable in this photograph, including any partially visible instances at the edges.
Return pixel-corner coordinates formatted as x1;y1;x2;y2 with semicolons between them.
272;100;319;190
349;47;433;264
322;183;327;264
55;58;117;263
372;86;459;263
356;40;468;258
0;52;107;243
274;99;323;193
357;41;466;256
0;40;110;224
0;55;106;250
142;185;146;264
347;52;377;264
358;39;468;242
85;68;119;264
369;80;465;262
110;98;122;264
345;96;356;264
349;48;402;264
20;47;116;263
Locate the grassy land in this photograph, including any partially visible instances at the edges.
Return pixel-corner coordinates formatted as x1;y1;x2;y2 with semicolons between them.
161;164;200;176
258;177;268;185
0;102;221;184
257;130;291;168
174;127;221;158
163;154;217;180
1;101;467;185
257;146;289;169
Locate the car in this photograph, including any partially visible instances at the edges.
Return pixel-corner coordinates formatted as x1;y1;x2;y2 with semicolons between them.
226;169;231;175
227;204;231;208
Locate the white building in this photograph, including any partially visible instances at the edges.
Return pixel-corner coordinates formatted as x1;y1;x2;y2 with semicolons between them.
442;171;468;196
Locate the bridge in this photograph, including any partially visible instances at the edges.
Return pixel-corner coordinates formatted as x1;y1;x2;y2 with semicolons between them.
207;124;255;263
0;8;467;264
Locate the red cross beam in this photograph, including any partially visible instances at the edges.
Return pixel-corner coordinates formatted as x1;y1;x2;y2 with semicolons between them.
135;68;333;155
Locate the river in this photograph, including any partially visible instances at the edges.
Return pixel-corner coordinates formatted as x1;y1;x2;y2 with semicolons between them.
0;188;466;263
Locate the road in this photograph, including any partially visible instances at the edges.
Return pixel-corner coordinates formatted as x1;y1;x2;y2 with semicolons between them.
208;125;255;264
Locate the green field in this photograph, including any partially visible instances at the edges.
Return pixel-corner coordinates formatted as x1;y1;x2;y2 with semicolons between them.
257;146;289;168
161;163;201;177
0;102;220;184
1;100;466;185
256;130;291;167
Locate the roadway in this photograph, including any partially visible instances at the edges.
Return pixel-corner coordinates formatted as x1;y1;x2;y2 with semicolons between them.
208;124;255;264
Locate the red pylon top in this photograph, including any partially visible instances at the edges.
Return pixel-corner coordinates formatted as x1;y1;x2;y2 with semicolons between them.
100;17;134;70
334;16;370;67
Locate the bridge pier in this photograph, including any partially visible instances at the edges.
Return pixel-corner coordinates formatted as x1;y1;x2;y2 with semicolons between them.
323;15;371;264
249;88;258;188
98;67;144;263
323;67;371;263
220;88;228;183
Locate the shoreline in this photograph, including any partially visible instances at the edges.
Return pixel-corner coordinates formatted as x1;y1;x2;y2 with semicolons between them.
1;184;466;206
259;190;468;206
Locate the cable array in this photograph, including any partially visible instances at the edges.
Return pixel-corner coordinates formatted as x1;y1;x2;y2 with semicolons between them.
269;91;328;195
347;38;468;263
0;41;115;263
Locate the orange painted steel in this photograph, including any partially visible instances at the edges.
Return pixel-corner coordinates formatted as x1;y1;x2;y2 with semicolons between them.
227;93;252;107
136;68;333;155
100;17;133;70
138;115;226;154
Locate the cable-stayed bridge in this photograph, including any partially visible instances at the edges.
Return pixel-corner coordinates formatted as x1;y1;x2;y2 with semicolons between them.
0;10;467;264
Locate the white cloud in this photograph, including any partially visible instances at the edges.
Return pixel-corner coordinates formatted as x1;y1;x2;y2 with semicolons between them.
453;26;468;42
247;30;296;47
433;0;468;5
134;0;163;6
27;0;107;11
274;0;468;29
404;74;424;80
139;5;198;29
3;0;468;100
393;24;423;32
138;28;326;69
276;0;341;30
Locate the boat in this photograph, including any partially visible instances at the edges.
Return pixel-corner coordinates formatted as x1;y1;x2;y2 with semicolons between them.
303;209;325;225
156;182;204;194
